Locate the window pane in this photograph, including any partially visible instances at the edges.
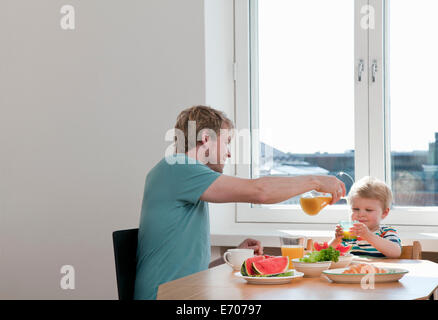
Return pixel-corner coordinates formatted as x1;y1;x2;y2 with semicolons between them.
254;0;355;204
389;0;438;206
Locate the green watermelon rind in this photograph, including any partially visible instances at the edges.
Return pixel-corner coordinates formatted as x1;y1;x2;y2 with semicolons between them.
240;255;266;276
250;270;294;278
240;263;248;276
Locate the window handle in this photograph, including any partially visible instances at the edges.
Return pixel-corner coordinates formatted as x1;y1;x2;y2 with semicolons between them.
372;60;378;82
358;59;364;82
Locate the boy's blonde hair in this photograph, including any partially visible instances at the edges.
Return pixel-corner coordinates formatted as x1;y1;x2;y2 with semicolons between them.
347;176;393;210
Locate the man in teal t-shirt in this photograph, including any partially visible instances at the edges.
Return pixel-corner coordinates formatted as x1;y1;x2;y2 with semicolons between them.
134;106;264;300
134;153;222;300
134;106;346;300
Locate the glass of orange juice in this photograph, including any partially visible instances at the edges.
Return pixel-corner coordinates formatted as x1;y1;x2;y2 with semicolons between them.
339;220;358;242
300;191;332;215
280;236;306;269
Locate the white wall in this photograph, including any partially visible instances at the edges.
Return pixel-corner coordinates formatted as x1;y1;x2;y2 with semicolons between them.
0;0;208;299
204;0;238;234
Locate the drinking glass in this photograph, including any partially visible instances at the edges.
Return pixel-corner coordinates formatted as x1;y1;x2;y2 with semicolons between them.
339;220;358;242
280;235;306;268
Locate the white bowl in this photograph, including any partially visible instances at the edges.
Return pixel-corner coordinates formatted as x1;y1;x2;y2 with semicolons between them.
291;259;332;277
329;254;354;269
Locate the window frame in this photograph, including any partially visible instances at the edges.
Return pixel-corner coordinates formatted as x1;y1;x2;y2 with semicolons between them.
233;0;438;227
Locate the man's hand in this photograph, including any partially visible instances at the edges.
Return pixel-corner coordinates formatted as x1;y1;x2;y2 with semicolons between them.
237;238;263;255
315;175;346;205
209;238;264;269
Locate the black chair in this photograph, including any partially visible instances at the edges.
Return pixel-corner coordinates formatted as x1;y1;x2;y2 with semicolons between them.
112;228;139;300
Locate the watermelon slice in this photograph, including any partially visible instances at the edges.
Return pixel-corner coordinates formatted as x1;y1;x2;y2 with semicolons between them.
314;242;329;251
252;256;289;276
335;244;352;256
240;256;265;276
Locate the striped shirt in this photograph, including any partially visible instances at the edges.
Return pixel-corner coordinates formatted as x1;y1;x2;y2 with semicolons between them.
342;225;402;258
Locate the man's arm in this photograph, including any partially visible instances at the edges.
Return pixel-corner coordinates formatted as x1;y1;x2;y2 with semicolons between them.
200;174;345;204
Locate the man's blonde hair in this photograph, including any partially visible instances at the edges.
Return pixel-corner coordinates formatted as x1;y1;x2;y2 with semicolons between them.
347;176;393;210
174;105;234;153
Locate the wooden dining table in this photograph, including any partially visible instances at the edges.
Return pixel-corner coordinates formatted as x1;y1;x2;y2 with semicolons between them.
157;258;438;300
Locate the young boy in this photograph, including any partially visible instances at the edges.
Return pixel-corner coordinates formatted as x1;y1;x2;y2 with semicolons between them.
329;176;402;258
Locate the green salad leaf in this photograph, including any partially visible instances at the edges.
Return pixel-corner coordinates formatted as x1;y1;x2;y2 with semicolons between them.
299;247;340;263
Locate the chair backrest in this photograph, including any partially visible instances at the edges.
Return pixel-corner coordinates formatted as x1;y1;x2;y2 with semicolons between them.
400;240;422;259
306;239;314;252
112;228;139;300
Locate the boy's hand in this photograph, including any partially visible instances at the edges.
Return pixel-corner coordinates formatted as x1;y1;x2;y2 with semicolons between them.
350;222;372;241
335;225;344;240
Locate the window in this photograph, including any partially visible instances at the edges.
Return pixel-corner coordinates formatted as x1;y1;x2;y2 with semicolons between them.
255;0;354;205
389;0;438;208
234;0;438;226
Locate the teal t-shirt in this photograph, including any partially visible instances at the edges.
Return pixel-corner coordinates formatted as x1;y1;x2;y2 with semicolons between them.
134;154;221;300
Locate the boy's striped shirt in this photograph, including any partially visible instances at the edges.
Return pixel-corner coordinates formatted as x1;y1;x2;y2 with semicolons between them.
342;225;402;258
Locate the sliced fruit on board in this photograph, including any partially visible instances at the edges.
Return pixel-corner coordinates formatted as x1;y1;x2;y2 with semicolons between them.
314;242;329;251
252;256;289;276
335;244;353;256
240;256;266;276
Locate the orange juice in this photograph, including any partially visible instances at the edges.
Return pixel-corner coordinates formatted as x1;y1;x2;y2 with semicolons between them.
340;220;358;242
342;230;357;241
299;196;332;215
281;245;304;269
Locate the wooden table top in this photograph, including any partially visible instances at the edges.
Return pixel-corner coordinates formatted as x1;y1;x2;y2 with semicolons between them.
157;258;438;300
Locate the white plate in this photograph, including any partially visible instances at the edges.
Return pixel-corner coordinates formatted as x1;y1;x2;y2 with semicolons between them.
322;267;409;284
234;270;304;285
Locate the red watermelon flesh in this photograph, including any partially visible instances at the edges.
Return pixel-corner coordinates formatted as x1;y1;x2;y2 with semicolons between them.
252;256;289;276
335;244;352;256
241;256;265;276
314;242;329;251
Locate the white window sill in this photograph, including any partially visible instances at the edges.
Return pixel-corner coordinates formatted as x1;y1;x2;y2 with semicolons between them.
211;224;438;252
